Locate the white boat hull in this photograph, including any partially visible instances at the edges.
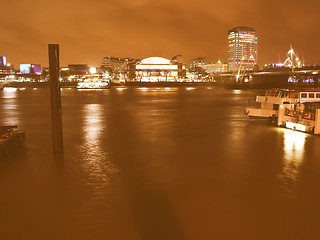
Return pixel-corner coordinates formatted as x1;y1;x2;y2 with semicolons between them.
245;107;278;118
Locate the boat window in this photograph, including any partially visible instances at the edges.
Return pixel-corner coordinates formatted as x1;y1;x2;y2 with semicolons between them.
273;104;279;110
309;93;315;98
304;102;320;112
316;93;320;98
301;93;307;98
290;92;298;98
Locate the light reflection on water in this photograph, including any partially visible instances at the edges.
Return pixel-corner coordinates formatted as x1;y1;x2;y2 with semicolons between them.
116;87;127;92
280;129;307;188
1;88;20;126
185;87;195;91
79;103;117;187
3;87;18;94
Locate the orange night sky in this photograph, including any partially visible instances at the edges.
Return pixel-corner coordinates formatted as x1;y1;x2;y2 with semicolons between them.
1;0;319;68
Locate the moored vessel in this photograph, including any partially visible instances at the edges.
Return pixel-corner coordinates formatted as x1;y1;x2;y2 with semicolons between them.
245;89;320;119
277;102;320;134
0;125;25;157
77;80;111;89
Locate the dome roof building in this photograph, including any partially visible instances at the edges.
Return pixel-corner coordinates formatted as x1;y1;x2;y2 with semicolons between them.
128;56;185;82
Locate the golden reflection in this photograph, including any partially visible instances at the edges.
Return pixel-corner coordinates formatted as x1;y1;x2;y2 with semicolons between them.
3;87;17;94
281;129;307;184
81;104;117;186
163;87;176;91
84;104;102;145
138;87;148;91
185;87;195;91
116;87;127;91
2;88;20;126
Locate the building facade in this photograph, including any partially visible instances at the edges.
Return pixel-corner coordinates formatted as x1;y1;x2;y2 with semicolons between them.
129;57;183;82
207;60;228;73
101;57;127;74
227;26;258;72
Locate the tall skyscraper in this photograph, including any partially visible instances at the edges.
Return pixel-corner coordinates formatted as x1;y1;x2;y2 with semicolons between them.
227;26;258;72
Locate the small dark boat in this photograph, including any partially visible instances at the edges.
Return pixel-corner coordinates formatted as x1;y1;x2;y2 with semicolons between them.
0;125;25;157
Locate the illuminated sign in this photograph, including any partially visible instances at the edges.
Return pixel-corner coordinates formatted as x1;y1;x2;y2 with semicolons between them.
20;64;41;74
20;64;31;74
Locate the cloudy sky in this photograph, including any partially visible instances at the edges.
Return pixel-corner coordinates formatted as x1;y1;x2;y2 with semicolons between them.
1;0;319;67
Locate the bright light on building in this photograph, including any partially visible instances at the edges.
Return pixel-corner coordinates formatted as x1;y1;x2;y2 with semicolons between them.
134;57;180;82
89;67;97;74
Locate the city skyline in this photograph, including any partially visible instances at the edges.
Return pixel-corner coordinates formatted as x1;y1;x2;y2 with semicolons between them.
1;0;320;67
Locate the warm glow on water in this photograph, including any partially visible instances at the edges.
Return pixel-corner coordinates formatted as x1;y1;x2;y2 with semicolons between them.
78;103;117;201
1;88;20;126
3;87;17;95
1;87;320;239
283;129;306;163
278;129;308;191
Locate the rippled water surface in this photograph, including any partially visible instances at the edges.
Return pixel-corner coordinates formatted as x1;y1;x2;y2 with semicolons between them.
1;86;320;240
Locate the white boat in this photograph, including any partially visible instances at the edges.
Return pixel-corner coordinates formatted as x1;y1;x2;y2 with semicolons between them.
277;101;320;134
245;89;320;119
77;80;110;89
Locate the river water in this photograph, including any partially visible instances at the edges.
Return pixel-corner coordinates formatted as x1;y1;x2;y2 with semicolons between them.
1;86;320;240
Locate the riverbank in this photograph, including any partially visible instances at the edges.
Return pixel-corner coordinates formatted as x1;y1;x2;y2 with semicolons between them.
1;81;216;88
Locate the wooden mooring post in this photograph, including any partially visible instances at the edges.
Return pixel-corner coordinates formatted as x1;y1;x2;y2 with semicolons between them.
49;44;63;157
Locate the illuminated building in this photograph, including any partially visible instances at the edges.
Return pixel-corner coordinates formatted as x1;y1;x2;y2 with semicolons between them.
130;57;183;82
183;57;208;81
101;57;140;82
185;57;208;71
20;64;41;74
283;46;303;69
0;56;15;76
101;57;126;74
228;26;258;72
207;60;228;73
0;56;7;66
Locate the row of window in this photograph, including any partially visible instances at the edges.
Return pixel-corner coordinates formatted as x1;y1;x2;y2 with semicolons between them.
301;93;320;98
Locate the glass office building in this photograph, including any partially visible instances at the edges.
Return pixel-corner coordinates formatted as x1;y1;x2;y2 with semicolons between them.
228;26;258;72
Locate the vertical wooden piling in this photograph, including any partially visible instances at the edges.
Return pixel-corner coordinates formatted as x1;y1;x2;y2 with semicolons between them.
49;44;63;157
